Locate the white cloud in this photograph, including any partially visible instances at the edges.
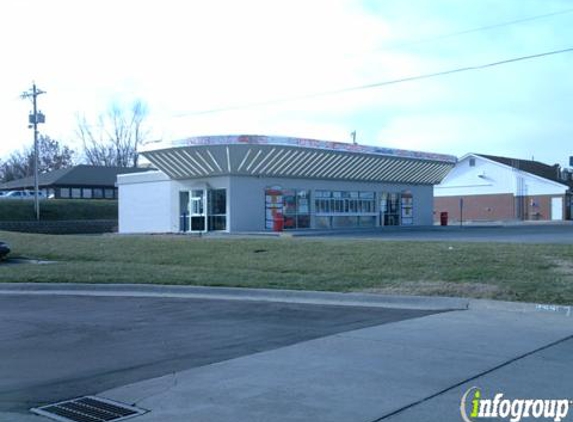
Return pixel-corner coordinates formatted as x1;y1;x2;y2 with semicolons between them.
0;0;572;169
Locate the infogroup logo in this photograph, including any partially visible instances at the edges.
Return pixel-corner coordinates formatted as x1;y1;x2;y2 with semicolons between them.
460;387;571;422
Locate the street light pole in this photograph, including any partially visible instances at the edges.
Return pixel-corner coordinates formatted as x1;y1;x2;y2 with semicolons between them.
21;83;46;221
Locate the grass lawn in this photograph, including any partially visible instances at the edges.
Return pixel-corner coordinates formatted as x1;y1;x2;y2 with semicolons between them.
1;230;572;305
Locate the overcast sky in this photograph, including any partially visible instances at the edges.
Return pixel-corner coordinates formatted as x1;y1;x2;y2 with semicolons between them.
1;0;572;166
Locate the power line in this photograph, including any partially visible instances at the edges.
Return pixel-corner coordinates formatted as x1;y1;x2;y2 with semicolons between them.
369;7;573;54
173;46;573;118
246;7;573;67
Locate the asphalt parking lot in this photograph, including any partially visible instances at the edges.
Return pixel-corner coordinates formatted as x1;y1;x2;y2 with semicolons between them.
0;294;439;415
296;223;573;243
0;286;571;422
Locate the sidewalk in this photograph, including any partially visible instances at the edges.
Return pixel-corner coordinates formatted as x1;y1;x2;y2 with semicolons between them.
3;285;571;422
99;306;572;422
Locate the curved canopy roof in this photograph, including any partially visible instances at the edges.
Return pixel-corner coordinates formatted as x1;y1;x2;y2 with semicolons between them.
141;135;456;185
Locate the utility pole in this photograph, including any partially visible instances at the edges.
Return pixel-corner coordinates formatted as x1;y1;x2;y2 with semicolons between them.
21;83;46;221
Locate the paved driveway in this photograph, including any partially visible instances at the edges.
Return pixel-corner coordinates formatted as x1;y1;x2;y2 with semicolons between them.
0;294;438;414
298;223;573;243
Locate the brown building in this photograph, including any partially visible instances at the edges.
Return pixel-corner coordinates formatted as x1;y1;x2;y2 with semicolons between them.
0;165;153;199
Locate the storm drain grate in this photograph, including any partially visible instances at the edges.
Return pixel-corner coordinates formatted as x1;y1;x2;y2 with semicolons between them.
30;396;147;422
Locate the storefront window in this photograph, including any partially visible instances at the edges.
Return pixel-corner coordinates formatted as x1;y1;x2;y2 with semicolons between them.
297;190;309;214
190;189;205;231
179;191;190;232
283;190;297;217
380;192;411;226
265;187;283;230
401;191;414;225
208;189;227;231
295;190;310;228
314;190;376;229
265;187;310;230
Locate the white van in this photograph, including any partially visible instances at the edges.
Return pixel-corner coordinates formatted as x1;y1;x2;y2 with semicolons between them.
2;190;46;199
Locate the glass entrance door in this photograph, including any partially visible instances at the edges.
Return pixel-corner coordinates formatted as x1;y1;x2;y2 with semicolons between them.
180;188;226;233
179;191;190;232
190;189;206;232
380;192;400;226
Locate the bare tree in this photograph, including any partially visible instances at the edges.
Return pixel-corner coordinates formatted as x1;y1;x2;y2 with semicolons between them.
38;135;75;172
0;135;75;183
77;100;149;168
0;150;30;182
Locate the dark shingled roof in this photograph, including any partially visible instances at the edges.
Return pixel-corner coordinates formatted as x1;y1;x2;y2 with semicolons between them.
0;165;153;190
477;154;573;188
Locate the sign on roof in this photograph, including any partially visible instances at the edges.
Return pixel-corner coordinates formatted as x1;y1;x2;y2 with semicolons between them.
143;135;457;164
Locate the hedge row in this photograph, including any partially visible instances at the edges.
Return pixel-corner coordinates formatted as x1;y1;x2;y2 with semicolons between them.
0;220;118;234
0;199;118;221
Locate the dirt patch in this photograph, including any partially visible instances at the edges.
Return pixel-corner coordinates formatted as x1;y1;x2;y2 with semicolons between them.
1;258;56;265
359;281;507;299
550;259;573;277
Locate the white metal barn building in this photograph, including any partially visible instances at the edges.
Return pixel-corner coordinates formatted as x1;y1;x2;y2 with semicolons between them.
118;135;456;233
435;153;573;222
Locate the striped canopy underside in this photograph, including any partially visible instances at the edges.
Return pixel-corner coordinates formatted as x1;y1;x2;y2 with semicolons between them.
143;144;454;185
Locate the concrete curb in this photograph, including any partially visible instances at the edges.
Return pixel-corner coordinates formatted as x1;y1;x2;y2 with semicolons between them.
0;283;467;311
468;298;572;316
213;223;571;238
1;283;571;315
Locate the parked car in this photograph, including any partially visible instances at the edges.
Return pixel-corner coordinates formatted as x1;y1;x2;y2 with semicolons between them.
1;190;46;199
0;241;9;260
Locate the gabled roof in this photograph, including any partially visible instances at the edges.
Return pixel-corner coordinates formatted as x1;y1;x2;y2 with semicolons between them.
475;154;573;188
142;134;457;185
0;165;153;190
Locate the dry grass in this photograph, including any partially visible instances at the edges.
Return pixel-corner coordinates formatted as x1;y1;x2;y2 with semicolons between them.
360;281;509;299
1;231;573;304
551;258;573;276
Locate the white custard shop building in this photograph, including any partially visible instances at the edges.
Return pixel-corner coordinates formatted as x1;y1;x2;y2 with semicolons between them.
118;135;456;233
